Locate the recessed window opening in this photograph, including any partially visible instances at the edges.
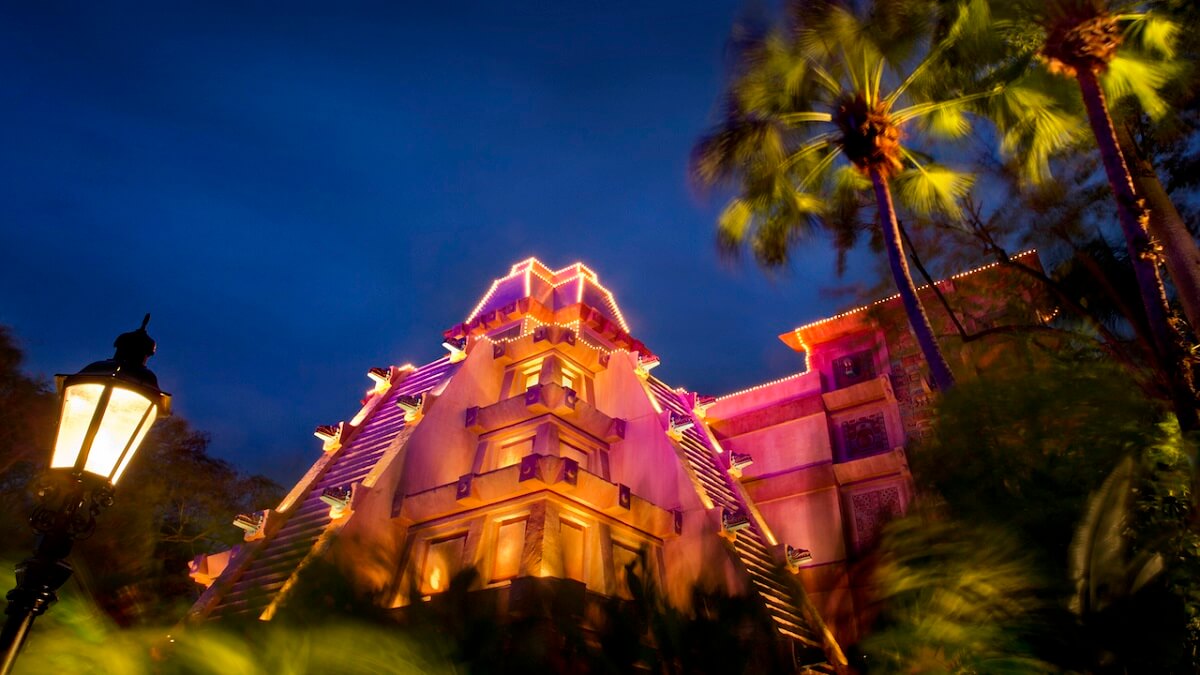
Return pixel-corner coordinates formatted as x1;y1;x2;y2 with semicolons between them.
561;364;581;391
422;534;466;595
493;517;528;582
520;359;544;392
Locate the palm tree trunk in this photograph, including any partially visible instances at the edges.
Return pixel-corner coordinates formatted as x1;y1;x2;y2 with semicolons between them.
1115;121;1200;338
1075;69;1198;434
870;166;956;391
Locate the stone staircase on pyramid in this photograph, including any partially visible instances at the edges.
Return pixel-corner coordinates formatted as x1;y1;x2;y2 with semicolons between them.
643;375;838;673
189;356;459;622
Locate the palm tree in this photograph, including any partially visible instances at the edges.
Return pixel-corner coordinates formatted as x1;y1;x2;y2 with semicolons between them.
693;0;995;392
945;0;1198;426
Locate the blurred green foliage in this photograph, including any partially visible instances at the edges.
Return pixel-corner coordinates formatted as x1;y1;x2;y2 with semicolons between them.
860;515;1058;673
0;553;803;675
911;350;1161;576
1;559;448;675
866;347;1200;672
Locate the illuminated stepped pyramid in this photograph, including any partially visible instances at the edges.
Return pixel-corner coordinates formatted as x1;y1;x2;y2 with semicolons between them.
186;254;1041;671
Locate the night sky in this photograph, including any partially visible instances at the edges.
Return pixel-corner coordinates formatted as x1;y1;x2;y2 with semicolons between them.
1;2;875;483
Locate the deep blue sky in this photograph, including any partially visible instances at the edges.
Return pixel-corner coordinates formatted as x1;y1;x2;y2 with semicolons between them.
0;1;875;482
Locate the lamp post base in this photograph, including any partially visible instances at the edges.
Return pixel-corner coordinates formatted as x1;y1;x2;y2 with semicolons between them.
0;534;74;675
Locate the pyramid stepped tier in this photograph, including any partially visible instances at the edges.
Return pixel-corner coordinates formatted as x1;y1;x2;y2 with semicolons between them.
190;356;459;622
643;376;836;673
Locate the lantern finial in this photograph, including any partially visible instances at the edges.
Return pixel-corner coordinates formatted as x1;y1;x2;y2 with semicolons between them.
113;314;156;367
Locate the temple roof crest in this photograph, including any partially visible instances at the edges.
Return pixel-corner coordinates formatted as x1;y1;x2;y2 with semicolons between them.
465;257;630;333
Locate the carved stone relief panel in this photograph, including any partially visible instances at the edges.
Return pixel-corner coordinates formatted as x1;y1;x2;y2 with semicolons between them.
840;412;889;460
851;486;902;551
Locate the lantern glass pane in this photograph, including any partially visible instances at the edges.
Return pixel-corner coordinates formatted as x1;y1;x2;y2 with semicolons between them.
110;404;156;484
83;387;154;480
51;383;105;470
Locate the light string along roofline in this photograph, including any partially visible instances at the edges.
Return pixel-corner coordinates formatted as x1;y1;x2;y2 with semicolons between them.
475;315;638;358
791;250;1038;334
715;372;809;402
464;258;631;333
716;250;1039;402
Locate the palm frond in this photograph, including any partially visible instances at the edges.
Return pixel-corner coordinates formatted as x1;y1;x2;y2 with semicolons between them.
778;111;835;125
808;61;846;97
985;74;1086;184
797;145;843;192
1102;53;1179;120
943;0;993;44
780;133;837;171
1120;13;1178;59
1002;109;1087;184
831;162;872;197
870;58;886;106
1068;456;1136;616
892;87;998;125
895;152;974;215
917;98;973;138
747;195;825;267
885;49;940;107
691;116;774;185
717;198;754;248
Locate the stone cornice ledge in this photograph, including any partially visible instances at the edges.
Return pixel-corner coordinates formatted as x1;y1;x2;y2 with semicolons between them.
397;454;677;540
466;382;625;442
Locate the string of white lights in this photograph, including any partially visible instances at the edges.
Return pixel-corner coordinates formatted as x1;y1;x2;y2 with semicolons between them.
464;258;631;332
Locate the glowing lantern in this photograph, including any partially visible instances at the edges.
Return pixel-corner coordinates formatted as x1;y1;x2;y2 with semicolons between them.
50;315;170;485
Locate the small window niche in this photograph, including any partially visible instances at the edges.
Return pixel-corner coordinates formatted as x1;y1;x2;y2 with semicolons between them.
499;356;545;399
833;349;877;390
561;363;581;392
523;367;541;392
422;533;466;595
560;441;589;471
560;519;586;583
504;354;593;403
492;516;528;583
493;436;534;471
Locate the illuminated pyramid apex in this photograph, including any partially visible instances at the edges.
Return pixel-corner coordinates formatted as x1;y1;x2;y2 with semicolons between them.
464;257;630;333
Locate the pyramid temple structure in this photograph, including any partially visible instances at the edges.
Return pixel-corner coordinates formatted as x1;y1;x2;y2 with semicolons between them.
187;254;1044;672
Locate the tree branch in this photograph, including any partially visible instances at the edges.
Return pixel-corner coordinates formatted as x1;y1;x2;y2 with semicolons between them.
956;199;1162;393
898;219;972;340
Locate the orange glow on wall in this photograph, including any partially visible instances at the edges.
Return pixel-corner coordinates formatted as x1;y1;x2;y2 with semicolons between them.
493;517;527;582
493;437;533;471
560;520;585;583
422;534;466;595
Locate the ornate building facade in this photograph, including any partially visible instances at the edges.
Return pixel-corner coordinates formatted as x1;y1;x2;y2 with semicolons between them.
187;253;1043;672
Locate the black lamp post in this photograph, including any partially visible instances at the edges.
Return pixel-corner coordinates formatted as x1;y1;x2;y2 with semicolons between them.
0;315;169;675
